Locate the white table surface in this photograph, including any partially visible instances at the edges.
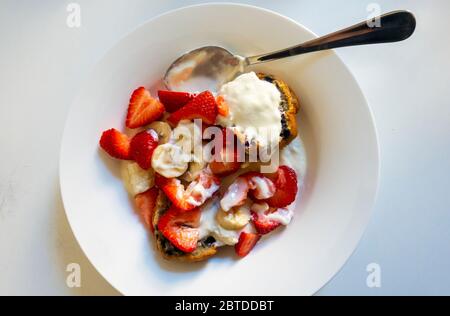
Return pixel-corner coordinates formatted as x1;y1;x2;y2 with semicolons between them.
1;0;449;296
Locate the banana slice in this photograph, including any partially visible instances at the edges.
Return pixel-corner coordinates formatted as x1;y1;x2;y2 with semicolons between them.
151;143;189;178
216;201;251;230
147;121;172;144
121;161;155;195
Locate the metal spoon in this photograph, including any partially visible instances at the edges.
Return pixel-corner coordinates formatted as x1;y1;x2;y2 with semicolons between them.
164;10;416;93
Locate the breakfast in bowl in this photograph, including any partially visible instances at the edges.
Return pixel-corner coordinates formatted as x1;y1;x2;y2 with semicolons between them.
99;71;306;262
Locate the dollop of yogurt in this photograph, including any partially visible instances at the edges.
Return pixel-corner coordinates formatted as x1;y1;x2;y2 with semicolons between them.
217;72;282;149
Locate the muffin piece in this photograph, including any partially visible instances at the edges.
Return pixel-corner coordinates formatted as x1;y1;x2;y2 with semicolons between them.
257;73;300;147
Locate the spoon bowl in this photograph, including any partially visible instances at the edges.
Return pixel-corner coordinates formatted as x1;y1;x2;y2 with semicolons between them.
164;46;245;92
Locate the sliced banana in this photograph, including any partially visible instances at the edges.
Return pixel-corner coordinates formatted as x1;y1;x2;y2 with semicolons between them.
216;201;251;231
151;143;189;178
147;121;172;144
121;161;155;196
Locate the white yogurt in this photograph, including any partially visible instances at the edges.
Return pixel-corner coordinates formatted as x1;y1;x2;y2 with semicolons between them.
217;72;282;149
199;197;241;246
279;136;307;188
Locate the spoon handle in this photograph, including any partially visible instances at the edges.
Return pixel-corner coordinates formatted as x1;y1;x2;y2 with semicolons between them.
246;10;416;65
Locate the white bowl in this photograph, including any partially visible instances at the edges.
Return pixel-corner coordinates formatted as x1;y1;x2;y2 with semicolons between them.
60;3;379;296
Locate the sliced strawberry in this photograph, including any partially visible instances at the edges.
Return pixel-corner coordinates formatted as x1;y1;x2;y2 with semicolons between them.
265;166;298;208
251;208;282;235
155;175;195;211
167;91;218;126
216;95;229;117
158;90;196;113
157;205;201;253
135;187;159;232
99;128;131;160
210;128;243;177
126;87;165;128
235;232;261;258
220;177;250;212
129;131;158;170
210;160;241;177
242;172;276;200
155;171;220;211
209;147;241;177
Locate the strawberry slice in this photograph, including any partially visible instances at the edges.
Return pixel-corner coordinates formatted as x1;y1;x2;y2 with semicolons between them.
167;91;218;126
135;187;159;232
158;90;196;113
235;232;261;258
157;205;201;253
210;128;243;177
129;131;158;170
265;166;298;208
251;208;282;235
155;171;220;211
99;128;131;160
243;172;276;200
126;87;165;128
209;147;241;177
216;95;229;117
155;175;196;211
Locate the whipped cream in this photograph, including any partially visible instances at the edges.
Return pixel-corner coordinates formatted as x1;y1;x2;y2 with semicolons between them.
217;72;282;149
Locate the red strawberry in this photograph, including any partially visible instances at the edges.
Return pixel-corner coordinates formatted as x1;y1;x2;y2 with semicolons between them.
129;131;158;170
126;87;165;128
235;232;261;258
158;90;196;113
216;95;229;117
155;172;220;211
210;128;243;177
99;128;131;160
242;172;276;200
209;147;241;177
251;209;282;235
167;91;218;126
135;187;159;232
265;166;298;208
157;205;201;253
155;175;196;211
